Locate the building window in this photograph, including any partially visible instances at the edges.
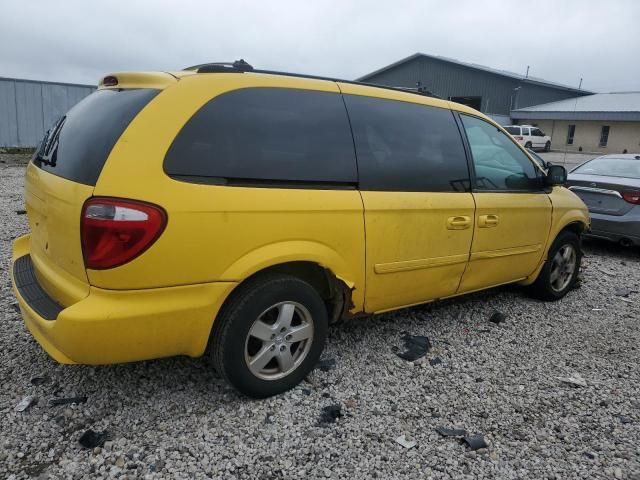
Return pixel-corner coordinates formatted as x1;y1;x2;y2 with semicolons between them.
599;126;610;147
566;125;576;145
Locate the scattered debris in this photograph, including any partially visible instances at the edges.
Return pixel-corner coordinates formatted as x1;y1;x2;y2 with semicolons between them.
489;311;506;324
300;388;312;396
618;297;634;304
429;357;443;366
558;373;587;388
15;396;37;412
49;396;88;406
11;303;20;313
598;267;616;276
591;308;602;311
463;434;488;450
30;376;50;386
79;429;108;449
436;426;467;437
395;434;417;449
15;209;26;215
315;357;336;372
619;415;633;424
614;287;633;297
318;404;343;426
583;451;596;460
396;334;431;361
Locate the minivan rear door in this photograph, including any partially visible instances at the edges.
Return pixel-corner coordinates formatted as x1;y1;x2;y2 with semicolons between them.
340;85;475;313
25;88;159;304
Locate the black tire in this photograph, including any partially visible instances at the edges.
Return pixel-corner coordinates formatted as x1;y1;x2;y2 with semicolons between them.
524;141;533;149
208;273;328;398
528;230;582;301
544;141;551;152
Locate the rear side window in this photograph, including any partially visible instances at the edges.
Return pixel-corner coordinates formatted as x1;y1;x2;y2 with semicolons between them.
34;89;159;186
343;95;470;192
164;88;357;186
504;126;520;135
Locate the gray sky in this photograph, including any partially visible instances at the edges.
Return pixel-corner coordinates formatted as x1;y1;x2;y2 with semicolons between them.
1;0;639;92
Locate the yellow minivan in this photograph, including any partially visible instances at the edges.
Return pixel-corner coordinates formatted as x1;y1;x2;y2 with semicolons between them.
11;61;589;397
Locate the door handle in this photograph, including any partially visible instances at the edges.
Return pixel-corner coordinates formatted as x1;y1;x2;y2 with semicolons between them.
478;214;499;228
447;215;471;230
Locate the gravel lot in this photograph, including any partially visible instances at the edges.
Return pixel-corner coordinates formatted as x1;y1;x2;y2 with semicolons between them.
1;156;639;479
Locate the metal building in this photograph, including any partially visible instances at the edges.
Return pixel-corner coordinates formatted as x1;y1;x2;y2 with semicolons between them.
0;77;95;148
511;92;640;154
357;53;592;125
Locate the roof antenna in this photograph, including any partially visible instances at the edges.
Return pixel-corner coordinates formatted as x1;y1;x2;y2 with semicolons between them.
525;65;529;78
578;77;583;90
232;59;254;71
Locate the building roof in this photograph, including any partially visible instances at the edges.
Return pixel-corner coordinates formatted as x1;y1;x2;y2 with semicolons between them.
357;52;592;94
511;92;640;121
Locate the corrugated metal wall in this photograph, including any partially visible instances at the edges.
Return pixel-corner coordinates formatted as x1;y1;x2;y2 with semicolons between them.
361;57;587;117
0;77;95;148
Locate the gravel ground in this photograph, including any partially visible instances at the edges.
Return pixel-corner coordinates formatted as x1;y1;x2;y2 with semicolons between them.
1;156;639;479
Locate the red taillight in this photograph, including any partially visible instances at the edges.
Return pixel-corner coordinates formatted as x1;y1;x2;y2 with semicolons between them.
102;75;118;87
622;191;640;205
81;198;167;270
514;136;523;140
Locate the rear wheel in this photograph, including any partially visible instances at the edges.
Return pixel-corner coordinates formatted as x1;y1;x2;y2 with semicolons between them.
528;230;581;300
544;141;551;152
208;274;328;398
525;141;533;149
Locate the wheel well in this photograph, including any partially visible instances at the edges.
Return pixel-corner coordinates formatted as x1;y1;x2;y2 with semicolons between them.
230;262;352;324
561;221;586;236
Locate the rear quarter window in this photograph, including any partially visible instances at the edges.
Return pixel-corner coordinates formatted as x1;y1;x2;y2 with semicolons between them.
34;89;159;186
343;95;470;192
164;87;357;186
503;126;521;135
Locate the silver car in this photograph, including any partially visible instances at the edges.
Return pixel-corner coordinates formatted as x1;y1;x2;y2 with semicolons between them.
567;154;640;247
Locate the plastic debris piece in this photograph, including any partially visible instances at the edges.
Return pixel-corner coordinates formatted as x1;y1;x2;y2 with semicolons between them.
30;376;50;386
619;415;632;424
463;434;488;450
315;357;336;372
79;429;108;449
318;404;343;426
614;288;633;297
395;434;417;449
49;396;88;406
559;373;587;387
489;311;506;324
15;209;26;215
618;297;634;304
15;396;37;412
429;357;443;366
396;334;431;362
436;426;467;437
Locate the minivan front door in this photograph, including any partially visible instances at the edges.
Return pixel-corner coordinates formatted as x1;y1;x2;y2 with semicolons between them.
340;87;475;313
457;114;552;293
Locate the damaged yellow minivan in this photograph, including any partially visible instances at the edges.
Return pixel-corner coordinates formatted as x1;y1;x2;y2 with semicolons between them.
11;61;589;398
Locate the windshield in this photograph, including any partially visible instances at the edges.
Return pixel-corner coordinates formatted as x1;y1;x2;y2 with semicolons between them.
503;126;520;135
573;157;640;179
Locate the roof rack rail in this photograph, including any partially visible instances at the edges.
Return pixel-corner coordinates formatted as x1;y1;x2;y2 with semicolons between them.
183;59;440;99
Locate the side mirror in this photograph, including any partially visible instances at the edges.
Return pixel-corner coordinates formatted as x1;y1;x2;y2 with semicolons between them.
545;164;567;186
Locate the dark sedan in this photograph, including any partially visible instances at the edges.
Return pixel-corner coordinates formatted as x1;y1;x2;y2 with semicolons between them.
567;154;640;247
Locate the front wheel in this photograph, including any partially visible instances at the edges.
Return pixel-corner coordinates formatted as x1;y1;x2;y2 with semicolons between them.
528;230;581;301
207;274;328;398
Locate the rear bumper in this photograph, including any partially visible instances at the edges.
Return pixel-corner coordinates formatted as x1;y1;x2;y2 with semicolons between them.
11;234;237;364
586;211;640;246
